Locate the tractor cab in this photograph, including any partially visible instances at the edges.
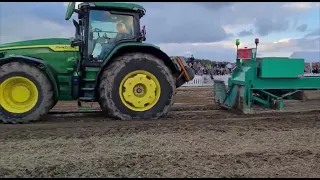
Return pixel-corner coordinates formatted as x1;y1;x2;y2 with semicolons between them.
65;2;146;63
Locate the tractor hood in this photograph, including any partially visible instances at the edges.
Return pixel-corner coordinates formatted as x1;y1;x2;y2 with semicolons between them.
0;38;73;51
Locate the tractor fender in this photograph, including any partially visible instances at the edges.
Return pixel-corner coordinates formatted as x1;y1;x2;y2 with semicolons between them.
0;55;60;100
95;43;179;89
101;43;178;73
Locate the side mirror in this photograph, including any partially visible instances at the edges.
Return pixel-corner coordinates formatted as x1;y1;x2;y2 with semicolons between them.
65;2;75;21
78;13;82;20
72;19;81;37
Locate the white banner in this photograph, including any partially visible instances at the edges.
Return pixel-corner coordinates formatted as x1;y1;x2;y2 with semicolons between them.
182;73;320;87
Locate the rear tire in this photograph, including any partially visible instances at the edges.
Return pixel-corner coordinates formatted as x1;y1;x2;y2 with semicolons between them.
98;52;176;120
0;62;54;123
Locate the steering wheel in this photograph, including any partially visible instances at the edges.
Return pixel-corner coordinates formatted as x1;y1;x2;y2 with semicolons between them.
93;28;102;32
92;28;103;38
96;36;111;44
92;28;111;44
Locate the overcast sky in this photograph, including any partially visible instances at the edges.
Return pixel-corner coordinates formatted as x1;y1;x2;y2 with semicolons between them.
0;2;319;62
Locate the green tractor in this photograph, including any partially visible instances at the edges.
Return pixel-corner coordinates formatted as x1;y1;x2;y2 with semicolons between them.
0;2;195;123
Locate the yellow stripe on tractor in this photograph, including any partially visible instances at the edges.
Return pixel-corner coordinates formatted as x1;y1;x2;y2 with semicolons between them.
0;45;79;52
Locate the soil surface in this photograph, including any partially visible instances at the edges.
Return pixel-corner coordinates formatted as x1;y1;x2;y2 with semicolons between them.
1;87;320;178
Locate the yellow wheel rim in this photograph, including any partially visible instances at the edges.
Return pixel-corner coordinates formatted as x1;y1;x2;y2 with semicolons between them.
119;70;161;111
0;76;38;113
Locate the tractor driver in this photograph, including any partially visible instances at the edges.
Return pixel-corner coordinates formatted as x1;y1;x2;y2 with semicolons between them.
100;21;132;45
90;12;134;60
117;22;128;33
122;16;134;35
95;22;131;59
115;22;131;39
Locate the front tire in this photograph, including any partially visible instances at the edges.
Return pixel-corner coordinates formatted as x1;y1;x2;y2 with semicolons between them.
98;52;176;120
0;62;54;123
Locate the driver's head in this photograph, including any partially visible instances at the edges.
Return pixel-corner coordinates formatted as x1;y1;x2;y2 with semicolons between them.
123;17;133;27
116;22;127;33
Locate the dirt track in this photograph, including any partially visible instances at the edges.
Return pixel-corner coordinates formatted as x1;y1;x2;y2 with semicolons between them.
1;87;320;178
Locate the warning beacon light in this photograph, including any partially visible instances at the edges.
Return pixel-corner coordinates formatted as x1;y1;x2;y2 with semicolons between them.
255;38;259;45
236;39;240;47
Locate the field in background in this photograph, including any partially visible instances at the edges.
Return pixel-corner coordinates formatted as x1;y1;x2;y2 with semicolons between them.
1;87;320;178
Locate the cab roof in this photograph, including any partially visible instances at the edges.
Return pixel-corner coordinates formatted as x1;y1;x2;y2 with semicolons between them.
79;2;146;16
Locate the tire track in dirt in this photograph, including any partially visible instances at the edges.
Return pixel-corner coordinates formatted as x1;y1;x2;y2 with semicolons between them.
1;110;320;141
2;88;320;127
1;87;319;141
1;87;320;178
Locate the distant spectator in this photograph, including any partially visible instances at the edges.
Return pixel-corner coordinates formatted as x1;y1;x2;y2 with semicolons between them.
184;58;235;76
226;63;232;72
190;54;195;63
312;67;319;74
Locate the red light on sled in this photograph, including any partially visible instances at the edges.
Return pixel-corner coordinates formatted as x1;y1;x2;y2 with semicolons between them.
255;38;259;44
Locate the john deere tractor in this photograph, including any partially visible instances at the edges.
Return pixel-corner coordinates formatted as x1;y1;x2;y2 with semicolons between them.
0;2;194;123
